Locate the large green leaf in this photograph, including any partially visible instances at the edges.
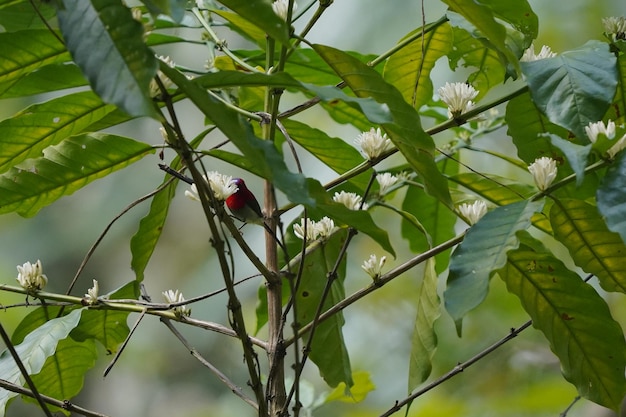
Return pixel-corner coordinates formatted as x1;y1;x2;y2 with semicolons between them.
408;258;440;391
57;0;159;118
597;151;626;244
0;30;70;96
295;230;353;388
313;44;452;209
550;199;626;293
0;1;56;32
142;0;186;22
444;199;544;333
442;0;519;73
216;0;290;45
0;308;84;413
447;26;506;99
606;53;626;126
499;232;626;411
521;41;617;139
0;63;87;99
477;0;538;42
383;22;453;109
0;133;154;217
0;91;116;174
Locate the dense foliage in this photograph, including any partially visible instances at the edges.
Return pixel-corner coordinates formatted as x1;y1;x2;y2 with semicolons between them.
1;0;626;416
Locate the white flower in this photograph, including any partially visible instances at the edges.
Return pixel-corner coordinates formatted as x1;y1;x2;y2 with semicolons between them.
316;217;337;239
602;16;626;40
437;82;479;118
185;171;237;201
272;0;297;20
16;260;48;291
293;217;337;241
354;128;393;160
457;200;488;226
361;254;386;279
585;120;616;143
333;191;368;210
84;279;99;305
293;218;318;241
163;289;191;318
376;173;399;195
520;43;557;62
149;55;176;97
528;157;558;191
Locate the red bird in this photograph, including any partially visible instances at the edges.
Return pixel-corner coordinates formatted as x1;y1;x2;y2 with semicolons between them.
225;178;264;224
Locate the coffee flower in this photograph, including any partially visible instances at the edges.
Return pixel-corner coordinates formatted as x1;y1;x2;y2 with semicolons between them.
354;128;393;160
185;171;238;201
293;217;336;241
520;43;557;62
585;120;616;143
163;289;191;318
149;55;176;97
376;173;399;195
272;0;297;21
84;279;99;305
333;191;368;210
361;254;387;279
528;157;558;191
16;260;48;292
602;16;626;41
457;200;488;226
437;82;479;119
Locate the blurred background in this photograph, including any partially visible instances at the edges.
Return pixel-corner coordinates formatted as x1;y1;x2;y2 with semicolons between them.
2;0;626;416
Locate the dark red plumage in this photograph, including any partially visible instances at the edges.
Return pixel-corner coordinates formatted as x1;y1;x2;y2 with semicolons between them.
225;178;263;223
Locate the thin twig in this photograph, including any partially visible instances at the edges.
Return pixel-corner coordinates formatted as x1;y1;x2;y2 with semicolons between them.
0;322;53;417
0;378;111;417
559;396;581;417
161;318;259;410
103;309;147;377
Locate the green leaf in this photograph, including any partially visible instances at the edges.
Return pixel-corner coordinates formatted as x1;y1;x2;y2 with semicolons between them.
505;91;569;164
477;0;538;42
212;9;268;48
383;21;453;108
548;134;592;187
408;258;440;391
142;0;186;22
57;0;159;118
448;172;533;206
606;53;626;126
280;119;371;190
551;199;626;293
0;133;154;217
324;371;375;403
71;282;137;352
447;26;506;99
499;232;626;411
0;63;87;99
0;309;84;411
313;44;452;209
0;91;116;174
597;151;626;244
444;199;544;333
295;230;353;388
216;0;290;45
521;41;617;139
0;1;56;31
0;30;70;96
442;0;519;73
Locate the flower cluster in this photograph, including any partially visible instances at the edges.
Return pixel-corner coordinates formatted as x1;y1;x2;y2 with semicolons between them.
149;55;176;97
163;289;191;318
185;171;238;201
585;120;626;159
361;254;386;279
293;217;337;241
437;82;479;119
16;260;47;292
528;157;558;191
354;128;393;160
457;200;488;226
520;43;557;62
272;0;297;21
333;191;368;210
602;16;626;41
